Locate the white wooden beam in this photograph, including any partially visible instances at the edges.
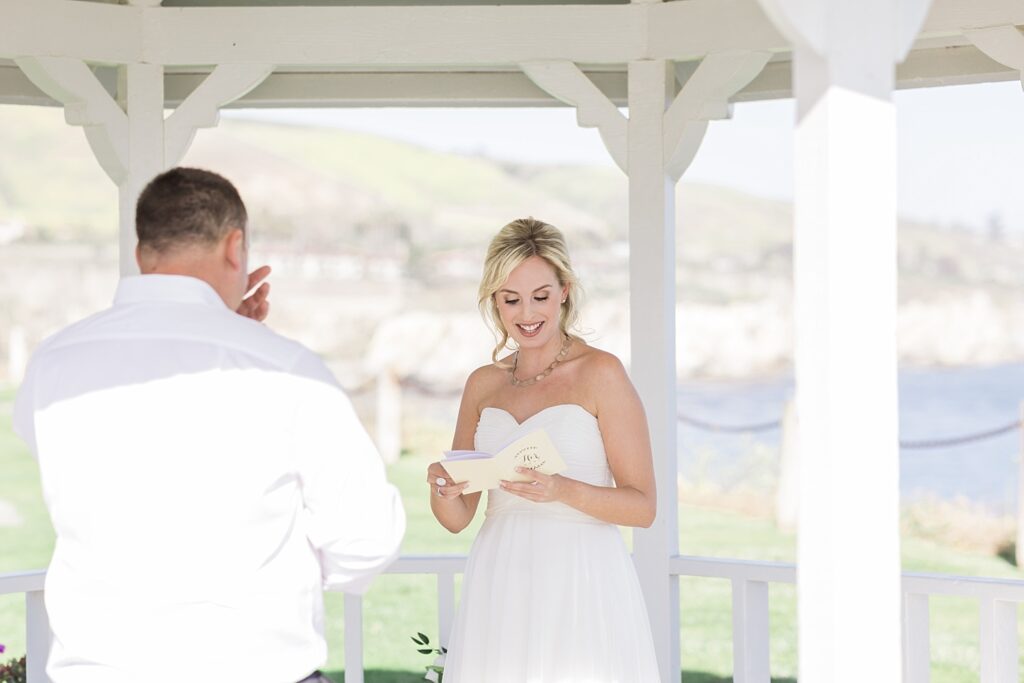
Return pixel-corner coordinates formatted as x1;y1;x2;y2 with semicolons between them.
143;4;647;67
521;61;628;172
3;0;1024;73
0;0;140;65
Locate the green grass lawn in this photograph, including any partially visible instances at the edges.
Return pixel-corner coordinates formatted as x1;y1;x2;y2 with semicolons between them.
1;395;1022;681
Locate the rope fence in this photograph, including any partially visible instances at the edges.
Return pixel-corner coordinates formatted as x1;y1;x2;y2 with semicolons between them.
677;409;1022;450
346;375;1023;451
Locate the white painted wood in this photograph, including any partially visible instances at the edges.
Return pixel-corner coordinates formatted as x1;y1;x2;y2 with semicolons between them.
0;0;140;64
375;370;401;465
732;579;770;683
8;325;27;384
117;62;165;277
792;45;903;683
437;571;455;651
521;61;627;172
26;590;50;683
965;25;1024;87
144;4;645;67
626;59;679;683
902;593;931;683
3;0;1024;72
4;49;1019;111
344;593;364;683
979;598;1017;683
903;573;1024;601
671;556;796;584
663;50;770;179
14;57;129;185
756;0;934;680
0;570;46;594
1018;402;1024;570
774;400;798;532
164;63;273;166
384;555;467;574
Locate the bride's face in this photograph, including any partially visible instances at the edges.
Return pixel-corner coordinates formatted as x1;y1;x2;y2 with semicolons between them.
495;255;568;351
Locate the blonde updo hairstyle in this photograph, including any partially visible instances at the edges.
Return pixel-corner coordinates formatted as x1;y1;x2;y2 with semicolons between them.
478;217;583;366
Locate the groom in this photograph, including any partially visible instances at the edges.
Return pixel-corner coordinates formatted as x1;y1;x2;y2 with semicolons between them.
13;167;405;683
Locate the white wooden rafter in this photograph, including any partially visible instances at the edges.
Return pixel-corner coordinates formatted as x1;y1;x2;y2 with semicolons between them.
965;25;1024;88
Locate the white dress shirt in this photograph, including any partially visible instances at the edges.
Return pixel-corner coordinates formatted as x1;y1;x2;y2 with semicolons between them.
13;274;406;683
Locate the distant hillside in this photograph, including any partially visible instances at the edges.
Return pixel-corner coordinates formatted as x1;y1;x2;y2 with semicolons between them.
2;104;1024;379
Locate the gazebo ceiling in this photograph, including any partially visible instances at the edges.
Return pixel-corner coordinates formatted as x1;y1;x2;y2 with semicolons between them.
0;0;1020;108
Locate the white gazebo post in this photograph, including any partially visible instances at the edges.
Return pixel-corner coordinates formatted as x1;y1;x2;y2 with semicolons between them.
755;0;932;681
958;26;1024;683
525;50;768;681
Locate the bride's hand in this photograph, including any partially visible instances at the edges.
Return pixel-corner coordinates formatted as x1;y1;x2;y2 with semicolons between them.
428;461;468;500
500;467;563;503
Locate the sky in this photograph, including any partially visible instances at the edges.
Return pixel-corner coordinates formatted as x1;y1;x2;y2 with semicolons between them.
228;79;1024;233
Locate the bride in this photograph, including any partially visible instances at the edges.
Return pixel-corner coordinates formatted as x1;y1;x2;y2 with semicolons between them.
427;217;661;682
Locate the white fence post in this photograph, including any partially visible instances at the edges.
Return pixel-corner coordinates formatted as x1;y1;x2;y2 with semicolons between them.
344;594;364;683
26;590;50;683
979;597;1017;683
775;400;798;532
731;579;770;683
1016;402;1024;568
375;370;401;465
437;571;455;651
901;592;930;683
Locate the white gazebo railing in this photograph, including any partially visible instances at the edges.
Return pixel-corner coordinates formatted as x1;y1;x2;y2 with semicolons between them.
5;558;1023;683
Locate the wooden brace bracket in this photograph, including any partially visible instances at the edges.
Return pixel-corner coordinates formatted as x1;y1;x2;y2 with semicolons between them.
520;61;629;173
522;53;768;181
965;25;1024;89
14;57;272;184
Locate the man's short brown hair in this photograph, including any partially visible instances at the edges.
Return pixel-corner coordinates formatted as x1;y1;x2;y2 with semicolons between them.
136;167;247;253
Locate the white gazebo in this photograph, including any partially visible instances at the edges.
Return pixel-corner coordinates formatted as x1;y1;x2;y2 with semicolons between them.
3;0;1024;681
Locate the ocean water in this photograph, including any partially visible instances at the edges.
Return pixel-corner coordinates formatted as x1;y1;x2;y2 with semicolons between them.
677;364;1024;512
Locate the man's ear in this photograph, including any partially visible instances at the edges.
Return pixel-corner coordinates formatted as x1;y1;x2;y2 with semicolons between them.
224;228;246;271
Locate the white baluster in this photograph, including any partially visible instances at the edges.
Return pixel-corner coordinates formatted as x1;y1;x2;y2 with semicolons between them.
732;579;770;683
344;594;364;683
901;592;930;683
26;590;50;683
437;571;456;651
979;597;1017;683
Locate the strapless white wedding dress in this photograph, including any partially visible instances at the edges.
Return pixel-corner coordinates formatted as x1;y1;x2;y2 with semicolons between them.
443;404;661;683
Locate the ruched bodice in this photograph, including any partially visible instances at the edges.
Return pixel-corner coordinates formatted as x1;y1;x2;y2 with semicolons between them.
476;404;614;522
